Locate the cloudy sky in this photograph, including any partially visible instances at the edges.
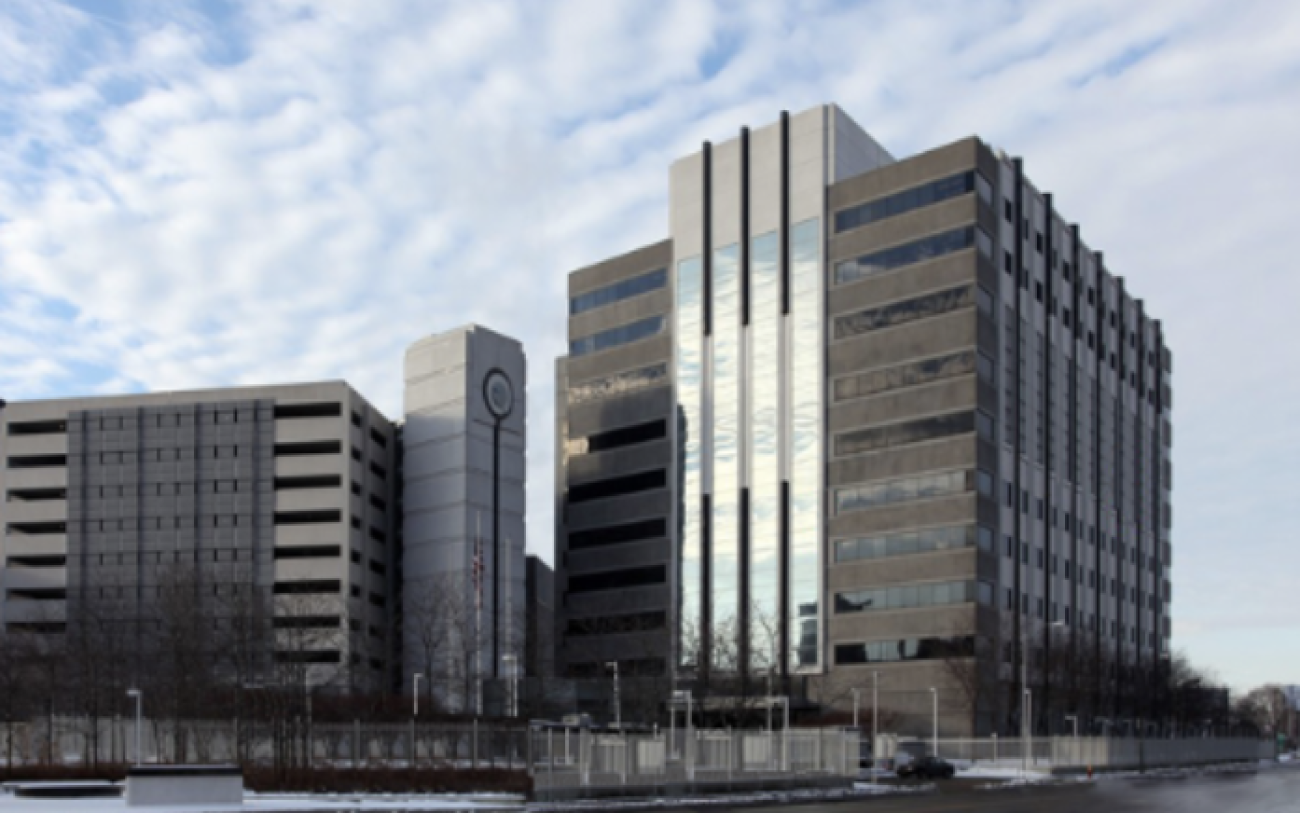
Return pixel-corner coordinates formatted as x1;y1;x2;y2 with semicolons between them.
1;0;1297;692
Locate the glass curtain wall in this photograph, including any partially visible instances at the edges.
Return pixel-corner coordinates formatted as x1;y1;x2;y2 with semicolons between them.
789;217;822;670
748;231;781;671
711;244;741;665
674;256;704;669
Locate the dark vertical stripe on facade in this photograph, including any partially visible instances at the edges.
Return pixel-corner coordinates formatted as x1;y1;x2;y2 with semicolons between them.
741;126;751;327
779;111;791;315
703;141;713;337
1134;300;1146;676
1011;159;1025;715
1041;195;1054;725
1152;320;1165;656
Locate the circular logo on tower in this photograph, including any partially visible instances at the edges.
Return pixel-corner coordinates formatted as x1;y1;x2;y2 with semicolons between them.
484;370;514;419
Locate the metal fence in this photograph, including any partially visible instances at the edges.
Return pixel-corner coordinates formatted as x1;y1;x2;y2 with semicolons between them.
882;735;1275;771
0;716;529;770
529;727;858;792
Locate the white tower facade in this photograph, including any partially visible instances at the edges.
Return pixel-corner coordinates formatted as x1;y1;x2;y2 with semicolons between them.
403;324;526;711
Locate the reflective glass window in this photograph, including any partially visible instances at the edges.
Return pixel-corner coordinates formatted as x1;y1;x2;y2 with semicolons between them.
570;268;668;314
833;350;978;403
710;243;741;640
833;469;978;516
834;172;978;234
568;363;669;406
747;230;782;670
789;218;823;670
833;285;976;340
673;256;704;669
570;315;665;357
834;411;976;458
834;227;977;285
833;580;980;614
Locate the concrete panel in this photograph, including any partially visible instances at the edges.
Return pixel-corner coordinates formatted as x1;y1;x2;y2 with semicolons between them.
566;387;673;440
275;489;345;513
670;153;705;261
2;566;67;592
3;468;68;490
749;120;782;237
1;500;68;524
568;538;671;575
274;525;348;547
3;599;66;622
274;455;345;479
567;439;671;486
564;584;669;615
274;558;347;583
1;534;68;557
4;433;68;457
273;417;348;445
565;490;671;532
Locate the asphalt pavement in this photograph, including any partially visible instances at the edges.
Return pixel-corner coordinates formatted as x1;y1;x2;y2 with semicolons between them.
674;762;1300;813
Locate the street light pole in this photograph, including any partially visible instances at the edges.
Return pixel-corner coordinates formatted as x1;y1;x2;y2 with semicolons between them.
872;671;879;786
851;687;860;729
414;672;424;717
607;661;620;729
126;689;143;766
930;688;938;757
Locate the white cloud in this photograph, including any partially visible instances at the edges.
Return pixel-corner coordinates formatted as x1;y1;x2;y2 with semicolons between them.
1;0;1297;689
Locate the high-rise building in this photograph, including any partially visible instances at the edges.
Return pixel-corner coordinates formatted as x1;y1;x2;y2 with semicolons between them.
0;382;399;690
402;325;527;710
555;103;1173;735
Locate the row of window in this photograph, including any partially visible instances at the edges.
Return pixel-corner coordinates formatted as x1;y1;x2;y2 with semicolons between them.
570;268;667;315
834;171;992;234
566;610;667;636
834;579;993;614
567;363;668;407
565;419;666;456
833;410;992;458
834;284;992;341
567;564;666;594
568;468;666;504
833;524;992;564
568;518;666;550
569;316;665;358
834;226;992;286
835;635;975;665
833;468;991;516
832;349;994;404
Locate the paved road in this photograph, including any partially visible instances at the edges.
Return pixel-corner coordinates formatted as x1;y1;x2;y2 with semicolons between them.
686;763;1300;813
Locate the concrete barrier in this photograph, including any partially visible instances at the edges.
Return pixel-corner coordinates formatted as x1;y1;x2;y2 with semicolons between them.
125;764;243;807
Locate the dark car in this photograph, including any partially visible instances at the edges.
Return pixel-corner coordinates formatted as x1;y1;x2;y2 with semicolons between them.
896;755;956;780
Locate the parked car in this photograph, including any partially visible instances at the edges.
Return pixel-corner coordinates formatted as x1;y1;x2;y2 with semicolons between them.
896;755;955;780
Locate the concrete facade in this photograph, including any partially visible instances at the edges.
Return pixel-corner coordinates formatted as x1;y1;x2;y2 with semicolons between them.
555;104;1173;738
0;381;398;690
402;325;526;709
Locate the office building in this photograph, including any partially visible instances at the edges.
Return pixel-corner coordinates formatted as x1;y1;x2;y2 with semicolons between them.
402;325;527;710
555;103;1173;735
0;382;399;689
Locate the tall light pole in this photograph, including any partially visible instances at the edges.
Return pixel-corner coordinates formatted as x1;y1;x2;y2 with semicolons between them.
872;672;879;785
126;688;143;766
1023;687;1033;774
851;688;860;729
930;688;938;757
413;672;424;717
606;661;621;729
